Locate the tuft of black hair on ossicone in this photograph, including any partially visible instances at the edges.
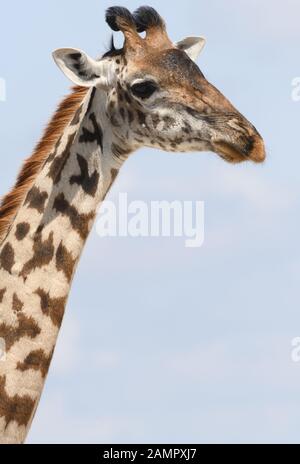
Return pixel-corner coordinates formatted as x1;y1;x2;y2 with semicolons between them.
105;6;135;31
102;35;123;58
133;6;165;33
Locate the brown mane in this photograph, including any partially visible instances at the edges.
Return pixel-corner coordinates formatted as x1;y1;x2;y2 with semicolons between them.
0;85;88;244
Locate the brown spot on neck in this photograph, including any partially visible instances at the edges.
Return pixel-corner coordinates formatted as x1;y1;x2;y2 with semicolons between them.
0;313;41;351
0;288;6;304
17;349;53;378
35;288;66;328
70;154;100;197
20;231;54;280
0;375;35;429
0;243;15;274
55;242;76;283
53;193;94;240
15;222;30;241
48;131;77;184
12;293;23;313
25;186;48;213
79;112;103;152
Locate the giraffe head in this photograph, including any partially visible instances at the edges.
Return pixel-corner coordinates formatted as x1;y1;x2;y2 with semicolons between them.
53;6;265;164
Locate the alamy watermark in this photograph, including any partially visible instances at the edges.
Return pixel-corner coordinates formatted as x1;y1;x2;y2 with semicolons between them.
96;193;204;248
291;337;300;363
0;78;6;102
0;338;6;362
291;77;300;102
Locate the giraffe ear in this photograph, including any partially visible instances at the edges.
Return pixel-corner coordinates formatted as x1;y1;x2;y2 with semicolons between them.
52;48;112;88
175;37;206;62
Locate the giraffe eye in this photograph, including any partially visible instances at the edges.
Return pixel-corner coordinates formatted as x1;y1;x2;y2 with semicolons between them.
130;81;158;99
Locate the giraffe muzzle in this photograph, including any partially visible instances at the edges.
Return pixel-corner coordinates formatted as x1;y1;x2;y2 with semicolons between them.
213;119;266;164
214;135;266;164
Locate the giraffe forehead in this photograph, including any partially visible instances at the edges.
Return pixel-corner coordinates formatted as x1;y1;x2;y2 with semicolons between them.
124;48;205;88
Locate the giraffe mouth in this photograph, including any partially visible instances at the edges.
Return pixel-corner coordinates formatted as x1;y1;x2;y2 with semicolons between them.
214;139;266;164
214;142;247;163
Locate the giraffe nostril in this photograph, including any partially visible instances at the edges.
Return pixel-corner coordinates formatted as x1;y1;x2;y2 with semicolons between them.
243;137;255;156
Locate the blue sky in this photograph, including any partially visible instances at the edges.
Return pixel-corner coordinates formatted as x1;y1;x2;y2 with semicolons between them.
1;0;300;444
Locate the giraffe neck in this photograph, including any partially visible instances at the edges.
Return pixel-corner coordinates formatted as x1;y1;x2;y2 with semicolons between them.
0;87;130;443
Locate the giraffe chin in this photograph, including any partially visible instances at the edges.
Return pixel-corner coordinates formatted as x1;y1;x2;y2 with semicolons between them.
214;140;266;164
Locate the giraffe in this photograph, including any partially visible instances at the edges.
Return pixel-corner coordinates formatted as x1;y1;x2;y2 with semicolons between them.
0;6;265;444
